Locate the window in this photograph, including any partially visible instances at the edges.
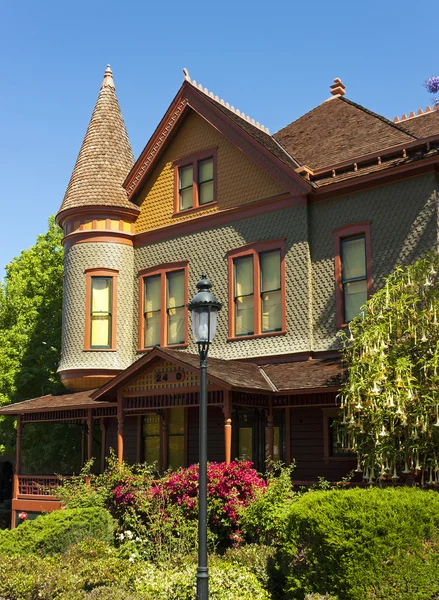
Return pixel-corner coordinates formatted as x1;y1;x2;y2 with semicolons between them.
84;268;118;350
138;262;189;349
168;407;185;469
228;240;286;340
174;150;217;213
143;412;161;466
322;408;356;463
334;223;372;328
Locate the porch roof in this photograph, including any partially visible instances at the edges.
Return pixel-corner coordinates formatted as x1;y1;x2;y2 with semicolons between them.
0;389;114;415
0;350;345;415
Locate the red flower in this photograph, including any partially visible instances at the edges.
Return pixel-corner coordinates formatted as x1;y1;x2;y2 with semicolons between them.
18;511;28;520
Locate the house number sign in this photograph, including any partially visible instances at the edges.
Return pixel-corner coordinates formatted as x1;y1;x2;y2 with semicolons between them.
154;371;186;383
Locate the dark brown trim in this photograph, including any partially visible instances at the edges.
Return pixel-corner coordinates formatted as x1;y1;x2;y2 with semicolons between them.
134;192;305;247
63;231;133;249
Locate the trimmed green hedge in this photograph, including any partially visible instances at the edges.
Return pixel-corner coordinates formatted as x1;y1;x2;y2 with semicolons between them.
0;506;114;556
280;487;439;600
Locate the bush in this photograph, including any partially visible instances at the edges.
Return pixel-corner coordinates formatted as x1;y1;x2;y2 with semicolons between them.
223;543;276;589
0;506;115;556
240;461;296;545
0;538;269;599
280;487;439;600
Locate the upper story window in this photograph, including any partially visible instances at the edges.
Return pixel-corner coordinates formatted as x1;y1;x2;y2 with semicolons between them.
174;150;217;213
227;240;286;340
138;262;189;349
84;268;118;350
334;223;372;328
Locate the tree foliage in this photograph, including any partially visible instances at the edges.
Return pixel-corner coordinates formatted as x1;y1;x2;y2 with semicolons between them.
0;217;81;473
338;252;439;483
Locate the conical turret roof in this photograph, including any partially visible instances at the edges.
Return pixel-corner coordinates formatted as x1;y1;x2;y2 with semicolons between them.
57;65;138;218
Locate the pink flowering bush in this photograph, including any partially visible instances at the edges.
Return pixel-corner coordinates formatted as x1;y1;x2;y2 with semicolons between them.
107;461;266;549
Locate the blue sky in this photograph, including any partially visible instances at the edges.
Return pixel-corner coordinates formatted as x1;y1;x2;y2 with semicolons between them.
0;0;437;278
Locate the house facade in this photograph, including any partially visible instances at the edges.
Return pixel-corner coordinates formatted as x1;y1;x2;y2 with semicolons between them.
2;67;439;526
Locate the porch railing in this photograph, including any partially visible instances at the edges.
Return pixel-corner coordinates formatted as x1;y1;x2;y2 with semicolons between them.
14;475;71;499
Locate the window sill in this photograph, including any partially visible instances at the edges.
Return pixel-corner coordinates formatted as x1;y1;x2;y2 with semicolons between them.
227;330;286;342
137;344;188;353
172;201;217;218
83;348;117;352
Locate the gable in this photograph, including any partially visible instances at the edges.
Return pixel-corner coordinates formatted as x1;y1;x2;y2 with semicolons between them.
122;359;214;394
134;110;287;233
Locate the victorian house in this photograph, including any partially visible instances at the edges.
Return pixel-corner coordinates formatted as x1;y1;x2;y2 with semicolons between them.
2;66;439;526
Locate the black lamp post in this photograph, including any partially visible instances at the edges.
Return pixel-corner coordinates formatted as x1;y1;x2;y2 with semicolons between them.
187;273;222;600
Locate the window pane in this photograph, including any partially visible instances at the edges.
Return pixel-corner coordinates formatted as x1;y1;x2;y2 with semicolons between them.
238;428;252;460
143;413;161;466
262;290;281;332
168;435;185;469
91;315;110;347
235;256;253;297
145;311;161;346
180;187;193;210
342;236;366;281
169;408;184;435
91;278;111;312
265;426;280;461
344;279;367;322
145;276;161;312
168;307;185;344
198;158;213;182
199;180;214;205
179;165;193;189
167;271;184;309
260;251;280;292
236;296;254;336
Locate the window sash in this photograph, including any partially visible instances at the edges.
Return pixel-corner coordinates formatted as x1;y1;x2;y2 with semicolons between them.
168;408;185;469
90;277;112;348
341;235;367;323
144;275;161;347
234;256;254;336
179;165;194;210
143;413;161;466
260;250;281;333
166;270;185;345
198;158;214;205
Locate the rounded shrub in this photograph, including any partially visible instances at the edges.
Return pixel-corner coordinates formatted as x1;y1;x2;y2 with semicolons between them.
280;487;439;600
0;506;115;556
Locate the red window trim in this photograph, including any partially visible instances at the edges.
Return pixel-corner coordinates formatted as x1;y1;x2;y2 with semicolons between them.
227;239;286;341
84;268;118;351
334;222;372;329
173;149;218;215
138;261;189;351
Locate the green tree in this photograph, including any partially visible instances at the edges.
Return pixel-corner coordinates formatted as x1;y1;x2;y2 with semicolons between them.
0;217;81;473
338;252;439;484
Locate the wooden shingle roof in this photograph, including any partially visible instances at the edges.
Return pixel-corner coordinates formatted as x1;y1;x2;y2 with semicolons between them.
57;66;138;219
273;96;416;170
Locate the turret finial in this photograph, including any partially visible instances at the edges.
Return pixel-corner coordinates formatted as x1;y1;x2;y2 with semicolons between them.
102;64;115;88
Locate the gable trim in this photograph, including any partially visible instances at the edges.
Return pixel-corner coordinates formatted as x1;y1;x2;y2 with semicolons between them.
123;82;310;202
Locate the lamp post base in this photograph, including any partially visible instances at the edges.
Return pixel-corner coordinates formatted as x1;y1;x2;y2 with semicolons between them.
196;566;209;599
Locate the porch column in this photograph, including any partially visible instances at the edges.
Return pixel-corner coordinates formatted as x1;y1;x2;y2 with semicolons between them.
100;418;107;473
267;401;274;462
117;392;124;465
223;391;232;464
285;408;292;466
87;410;93;461
14;415;22;497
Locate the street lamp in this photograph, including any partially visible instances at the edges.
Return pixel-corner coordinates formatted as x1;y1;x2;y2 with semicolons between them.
187;273;222;600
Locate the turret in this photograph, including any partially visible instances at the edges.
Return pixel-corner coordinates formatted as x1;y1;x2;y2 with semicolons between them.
56;65;139;391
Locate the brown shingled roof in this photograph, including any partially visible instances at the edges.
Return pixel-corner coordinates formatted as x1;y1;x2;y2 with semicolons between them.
0;389;113;414
57;66;138;218
395;109;439;138
273;96;415;170
262;358;344;391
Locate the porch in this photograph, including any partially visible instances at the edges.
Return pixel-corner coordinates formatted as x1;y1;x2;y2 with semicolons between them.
1;347;353;527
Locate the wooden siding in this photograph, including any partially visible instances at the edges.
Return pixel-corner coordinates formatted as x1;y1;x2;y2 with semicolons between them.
290;406;356;481
187;406;225;465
